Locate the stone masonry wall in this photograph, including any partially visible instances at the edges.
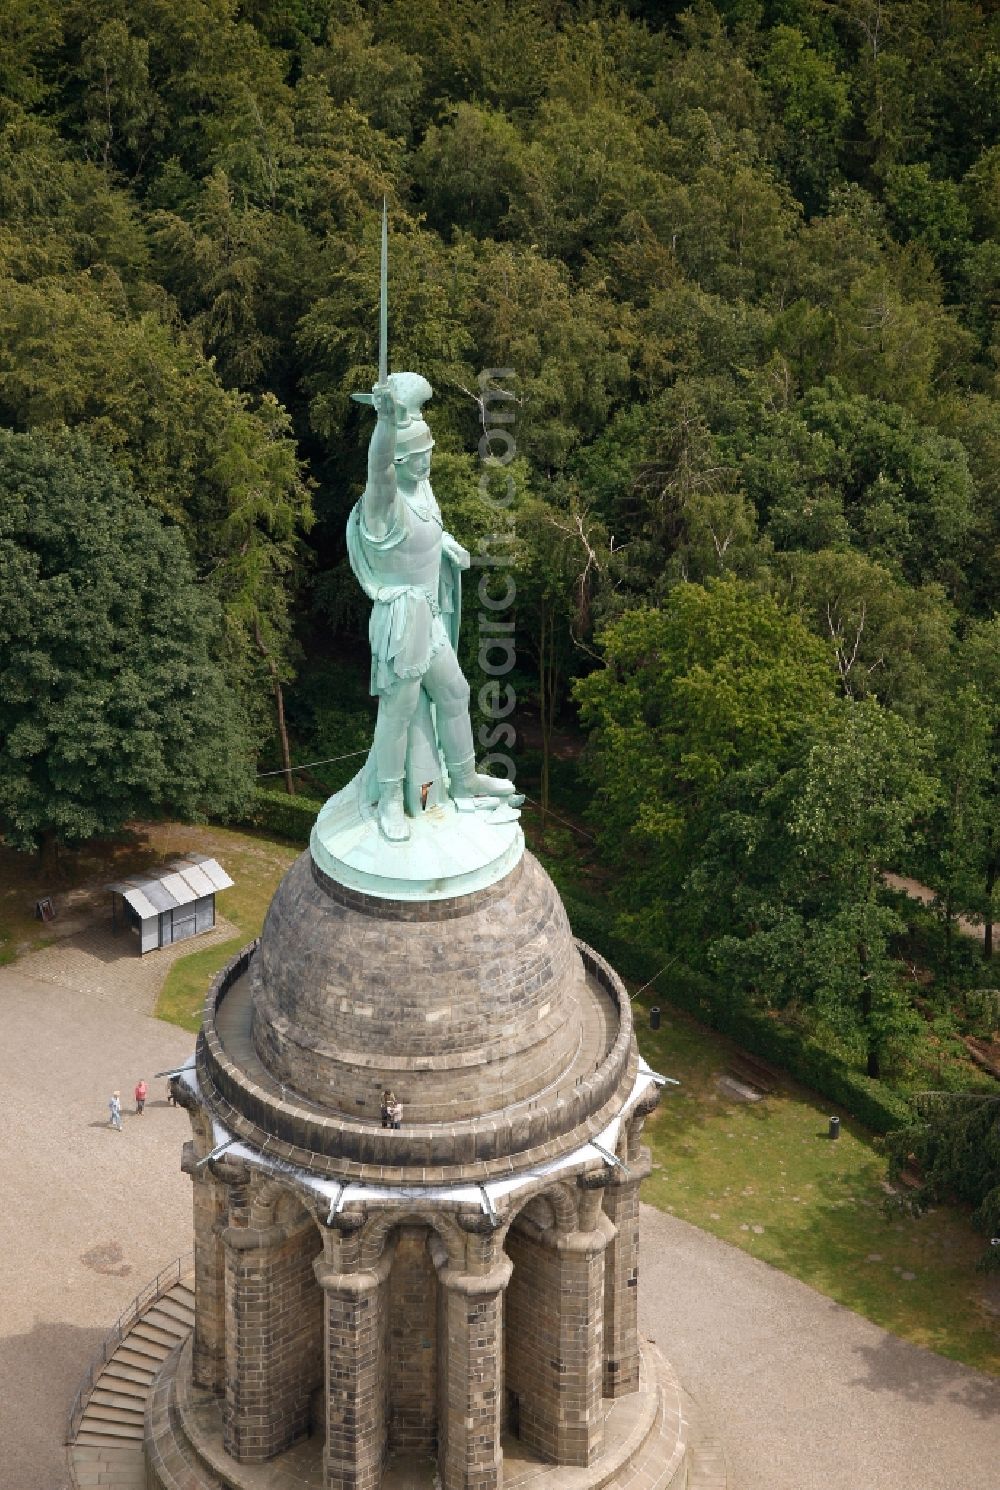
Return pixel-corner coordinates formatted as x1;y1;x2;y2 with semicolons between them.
388;1228;438;1456
505;1226;559;1460
602;1176;641;1397
504;1221;607;1467
190;1170;227;1393
249;851;583;1122
318;1252;391;1490
436;1262;509;1490
222;1221;323;1462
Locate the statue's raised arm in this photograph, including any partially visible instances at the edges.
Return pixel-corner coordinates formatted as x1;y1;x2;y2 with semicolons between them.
363;383;399;539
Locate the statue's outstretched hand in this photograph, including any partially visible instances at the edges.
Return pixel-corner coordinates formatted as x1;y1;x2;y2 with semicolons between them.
372;383;396;422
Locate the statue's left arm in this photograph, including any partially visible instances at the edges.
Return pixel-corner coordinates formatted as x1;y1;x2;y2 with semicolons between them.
441;531;471;571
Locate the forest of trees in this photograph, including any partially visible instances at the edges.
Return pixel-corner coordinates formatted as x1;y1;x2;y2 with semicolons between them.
0;1;998;1226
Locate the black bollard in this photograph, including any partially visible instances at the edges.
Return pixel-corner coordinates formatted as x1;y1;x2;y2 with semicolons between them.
829;1115;840;1140
650;1006;661;1031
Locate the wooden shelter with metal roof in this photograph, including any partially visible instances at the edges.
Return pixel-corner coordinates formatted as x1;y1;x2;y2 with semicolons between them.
107;855;233;955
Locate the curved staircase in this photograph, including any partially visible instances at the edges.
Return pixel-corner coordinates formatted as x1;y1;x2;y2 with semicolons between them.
67;1274;195;1490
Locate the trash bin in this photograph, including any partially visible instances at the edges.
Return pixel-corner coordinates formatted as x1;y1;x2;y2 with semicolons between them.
650;1006;661;1031
829;1116;840;1140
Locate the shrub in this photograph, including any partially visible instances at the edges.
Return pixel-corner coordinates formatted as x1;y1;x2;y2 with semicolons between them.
243;788;324;846
561;889;913;1134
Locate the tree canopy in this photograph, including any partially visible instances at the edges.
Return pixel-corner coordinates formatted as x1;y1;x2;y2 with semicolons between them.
0;429;253;852
0;0;997;1108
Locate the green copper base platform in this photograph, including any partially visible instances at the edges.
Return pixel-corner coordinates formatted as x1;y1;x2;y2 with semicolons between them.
310;770;524;901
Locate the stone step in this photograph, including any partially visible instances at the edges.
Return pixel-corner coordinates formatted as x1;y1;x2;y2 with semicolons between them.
144;1304;193;1338
70;1275;196;1488
75;1421;143;1445
101;1357;157;1387
686;1442;729;1490
681;1389;729;1490
150;1294;195;1329
73;1424;143;1448
130;1320;184;1352
89;1385;147;1414
69;1444;145;1488
114;1335;168;1366
94;1370;149;1397
82;1404;145;1437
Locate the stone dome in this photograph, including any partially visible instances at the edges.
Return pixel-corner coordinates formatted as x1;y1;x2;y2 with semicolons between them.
249;848;585;1124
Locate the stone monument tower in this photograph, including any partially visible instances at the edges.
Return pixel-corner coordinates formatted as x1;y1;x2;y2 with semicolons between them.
142;215;694;1490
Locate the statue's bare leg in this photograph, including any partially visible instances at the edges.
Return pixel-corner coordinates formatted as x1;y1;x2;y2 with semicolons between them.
423;647;517;801
374;678;421;841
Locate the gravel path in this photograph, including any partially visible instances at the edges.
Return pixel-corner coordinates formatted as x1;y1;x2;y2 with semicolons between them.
881;872;987;945
1;950;997;1490
0;966;194;1490
640;1205;1000;1490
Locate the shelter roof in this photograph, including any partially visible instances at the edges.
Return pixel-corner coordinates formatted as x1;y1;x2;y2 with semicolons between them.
107;855;233;920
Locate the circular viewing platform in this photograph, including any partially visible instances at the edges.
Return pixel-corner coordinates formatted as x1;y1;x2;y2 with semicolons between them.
195;928;637;1183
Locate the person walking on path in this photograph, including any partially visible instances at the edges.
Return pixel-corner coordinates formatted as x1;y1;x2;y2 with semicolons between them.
134;1079;147;1115
108;1091;122;1131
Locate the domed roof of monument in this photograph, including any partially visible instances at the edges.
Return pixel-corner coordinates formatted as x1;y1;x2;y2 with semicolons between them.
249;845;586;1124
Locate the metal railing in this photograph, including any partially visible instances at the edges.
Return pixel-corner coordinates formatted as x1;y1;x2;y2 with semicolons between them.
65;1251;194;1443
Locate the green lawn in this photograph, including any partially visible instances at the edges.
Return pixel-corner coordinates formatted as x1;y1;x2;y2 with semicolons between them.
152;826;298;1030
636;1002;999;1376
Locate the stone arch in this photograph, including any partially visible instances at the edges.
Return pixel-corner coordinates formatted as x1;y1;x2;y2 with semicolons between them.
498;1177;579;1251
360;1208;465;1271
545;1181;580;1234
245;1176;314;1232
514;1193;557;1233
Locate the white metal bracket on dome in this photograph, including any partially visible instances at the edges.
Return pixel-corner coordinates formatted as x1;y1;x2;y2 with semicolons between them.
326;1184;346;1227
194;1138;237;1170
478;1185;499;1226
590;1139;629;1176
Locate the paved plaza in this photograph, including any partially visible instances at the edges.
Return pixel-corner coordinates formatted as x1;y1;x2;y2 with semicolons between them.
17;914;237;1016
0;933;997;1490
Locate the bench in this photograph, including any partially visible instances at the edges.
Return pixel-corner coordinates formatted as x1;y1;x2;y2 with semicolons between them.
727;1051;781;1096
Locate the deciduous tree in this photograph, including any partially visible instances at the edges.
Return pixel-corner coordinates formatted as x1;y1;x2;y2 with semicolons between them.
0;428;252;854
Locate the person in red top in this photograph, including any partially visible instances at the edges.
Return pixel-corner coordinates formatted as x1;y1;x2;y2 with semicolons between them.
134;1079;148;1115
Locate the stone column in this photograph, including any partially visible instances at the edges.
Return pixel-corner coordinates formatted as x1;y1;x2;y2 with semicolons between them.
506;1196;613;1467
222;1215;323;1462
435;1253;512;1490
601;1148;651;1398
181;1142;228;1394
314;1234;394;1490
